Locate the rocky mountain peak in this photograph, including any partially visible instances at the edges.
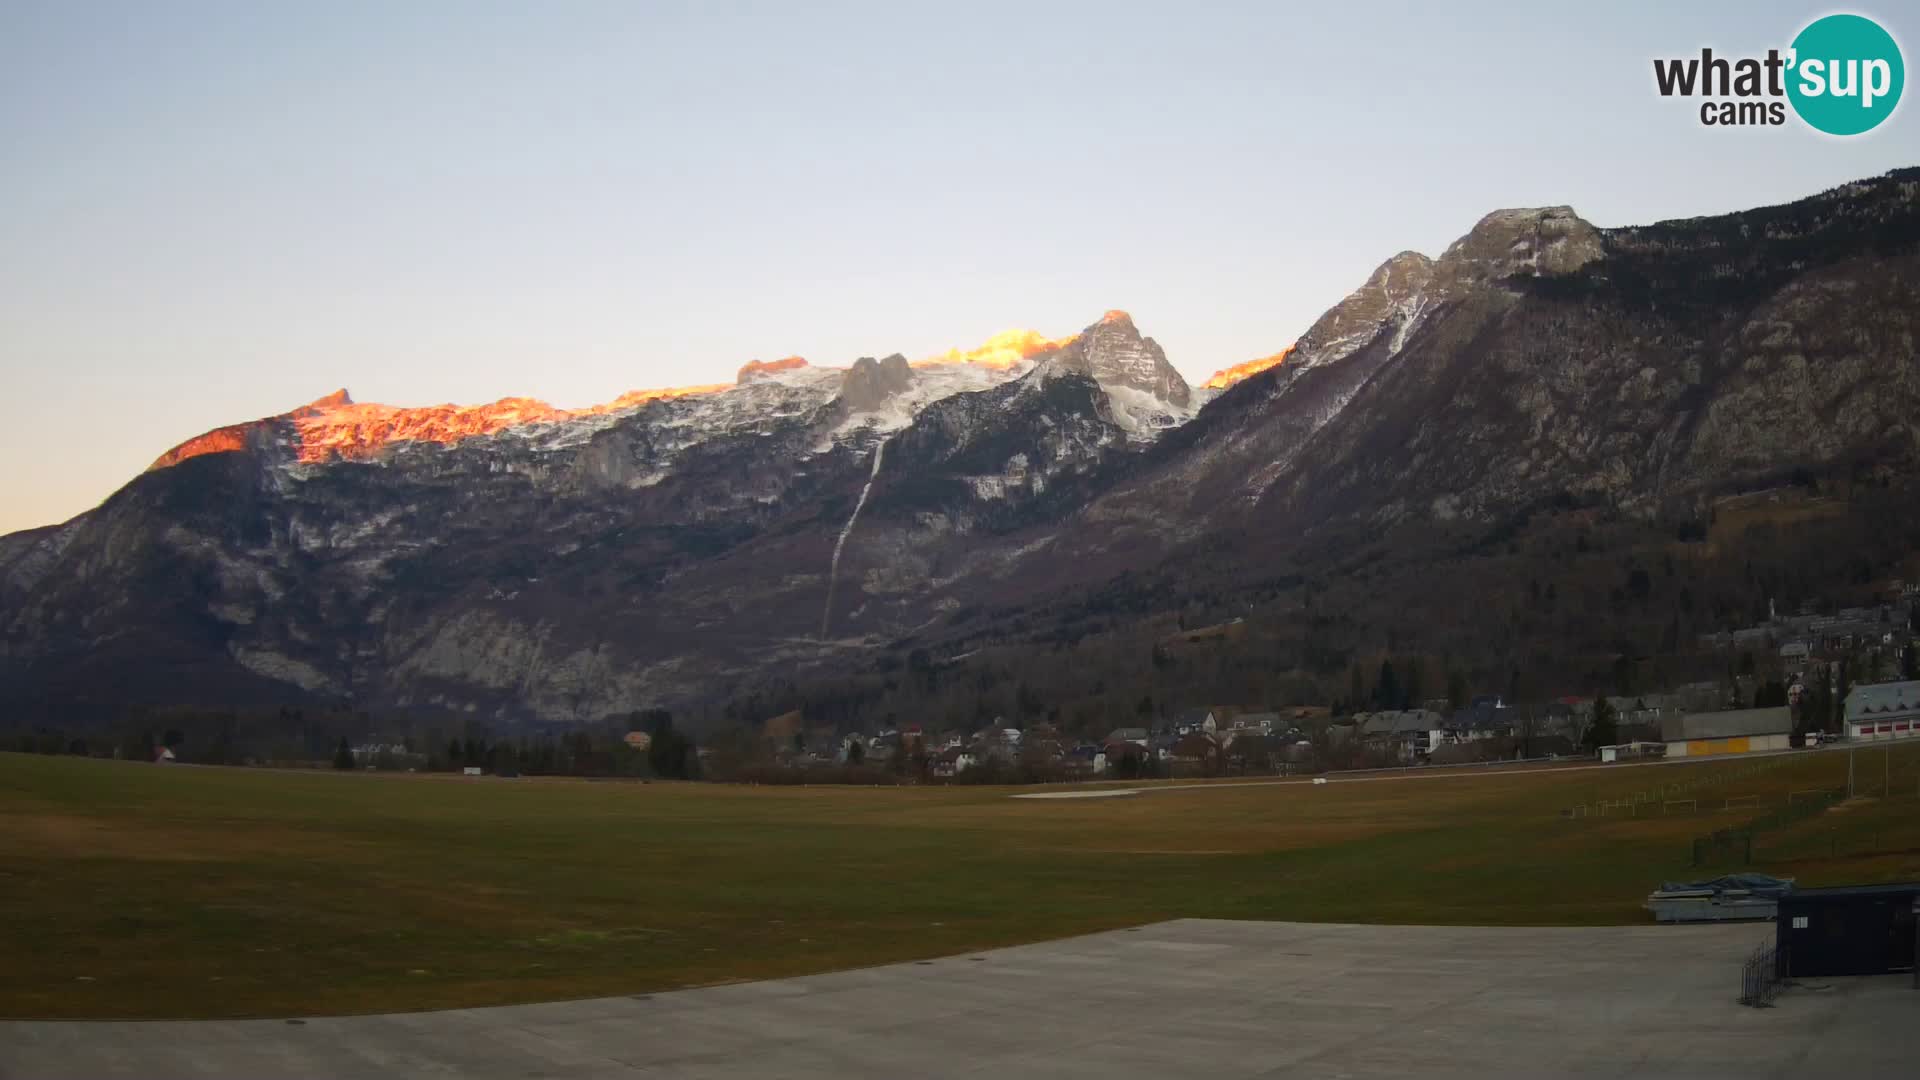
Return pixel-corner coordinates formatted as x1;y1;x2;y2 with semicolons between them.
836;354;915;412
1047;310;1190;407
1431;206;1602;295
290;389;354;417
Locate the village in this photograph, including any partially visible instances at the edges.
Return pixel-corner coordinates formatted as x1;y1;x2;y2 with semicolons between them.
732;594;1920;783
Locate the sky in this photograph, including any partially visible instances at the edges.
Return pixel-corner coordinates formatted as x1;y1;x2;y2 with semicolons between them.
2;1;1916;535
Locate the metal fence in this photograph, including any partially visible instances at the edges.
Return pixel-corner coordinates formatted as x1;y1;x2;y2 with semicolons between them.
1687;788;1844;866
1739;941;1787;1007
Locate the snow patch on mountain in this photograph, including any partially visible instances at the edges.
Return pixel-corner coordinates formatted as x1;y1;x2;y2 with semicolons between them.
827;360;1034;445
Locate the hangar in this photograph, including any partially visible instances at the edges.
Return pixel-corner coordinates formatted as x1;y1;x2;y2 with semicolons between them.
1661;706;1792;758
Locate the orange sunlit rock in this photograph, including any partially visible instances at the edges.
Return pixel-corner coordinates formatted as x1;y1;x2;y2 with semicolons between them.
1202;345;1294;390
150;379;744;470
290;396;577;463
594;383;733;413
915;328;1078;371
147;424;255;470
289;383;761;463
736;356;809;383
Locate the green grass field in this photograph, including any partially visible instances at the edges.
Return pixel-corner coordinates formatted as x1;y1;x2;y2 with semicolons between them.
2;747;1917;1019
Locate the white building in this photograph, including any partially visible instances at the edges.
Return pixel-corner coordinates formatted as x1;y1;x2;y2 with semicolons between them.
1844;680;1920;742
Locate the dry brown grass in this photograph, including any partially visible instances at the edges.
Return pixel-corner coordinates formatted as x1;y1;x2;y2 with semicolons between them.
1;747;1915;1019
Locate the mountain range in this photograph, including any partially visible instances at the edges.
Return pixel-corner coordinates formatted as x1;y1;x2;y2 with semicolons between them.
4;168;1918;731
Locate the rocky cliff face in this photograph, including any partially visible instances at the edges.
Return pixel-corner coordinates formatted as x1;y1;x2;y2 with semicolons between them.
1259;175;1920;528
835;354;915;413
5;169;1917;725
1047;310;1191;407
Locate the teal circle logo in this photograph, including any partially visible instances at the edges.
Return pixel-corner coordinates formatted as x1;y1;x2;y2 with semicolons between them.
1787;14;1904;135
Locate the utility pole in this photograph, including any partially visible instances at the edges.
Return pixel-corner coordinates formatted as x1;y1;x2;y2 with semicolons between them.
1848;746;1856;798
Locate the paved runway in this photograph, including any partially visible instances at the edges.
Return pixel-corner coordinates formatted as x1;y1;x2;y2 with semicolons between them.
2;920;1913;1078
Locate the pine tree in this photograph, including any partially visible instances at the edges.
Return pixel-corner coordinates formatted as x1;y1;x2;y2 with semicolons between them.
1586;696;1617;752
332;736;354;770
1374;659;1401;711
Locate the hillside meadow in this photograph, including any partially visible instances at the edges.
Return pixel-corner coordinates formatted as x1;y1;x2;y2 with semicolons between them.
1;746;1916;1018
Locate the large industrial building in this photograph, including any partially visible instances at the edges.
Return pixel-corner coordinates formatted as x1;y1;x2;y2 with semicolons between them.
1659;706;1792;758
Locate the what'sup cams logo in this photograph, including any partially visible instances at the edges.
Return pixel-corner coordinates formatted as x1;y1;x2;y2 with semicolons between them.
1654;13;1904;135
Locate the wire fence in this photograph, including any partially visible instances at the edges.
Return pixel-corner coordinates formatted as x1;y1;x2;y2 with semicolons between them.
1682;744;1920;866
1739;941;1787;1007
1689;788;1845;866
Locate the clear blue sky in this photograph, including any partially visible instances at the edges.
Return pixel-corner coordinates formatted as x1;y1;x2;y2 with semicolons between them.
2;1;1915;534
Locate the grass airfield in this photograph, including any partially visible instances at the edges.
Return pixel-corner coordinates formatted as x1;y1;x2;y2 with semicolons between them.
1;747;1915;1019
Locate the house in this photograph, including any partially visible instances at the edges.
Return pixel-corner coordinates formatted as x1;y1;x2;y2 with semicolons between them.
1451;702;1514;741
931;746;975;778
1171;708;1217;736
1660;707;1792;757
1229;711;1281;735
1843;680;1920;741
1359;709;1448;759
152;746;176;764
1107;727;1150;747
622;731;653;752
1540;702;1587;738
1616;696;1679;737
